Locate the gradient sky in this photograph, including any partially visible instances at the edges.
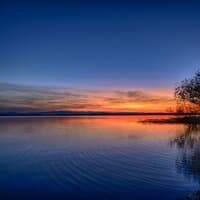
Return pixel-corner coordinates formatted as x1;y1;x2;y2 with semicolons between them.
0;0;200;112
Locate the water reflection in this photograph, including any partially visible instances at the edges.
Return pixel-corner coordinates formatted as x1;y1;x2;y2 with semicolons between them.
0;116;199;199
170;123;200;183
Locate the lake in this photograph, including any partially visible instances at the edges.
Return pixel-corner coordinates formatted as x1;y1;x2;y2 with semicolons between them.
0;116;199;199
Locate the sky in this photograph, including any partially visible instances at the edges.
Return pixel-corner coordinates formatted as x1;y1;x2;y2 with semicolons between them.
0;0;200;112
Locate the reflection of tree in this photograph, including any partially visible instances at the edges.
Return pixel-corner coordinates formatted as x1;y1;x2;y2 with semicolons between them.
171;123;200;182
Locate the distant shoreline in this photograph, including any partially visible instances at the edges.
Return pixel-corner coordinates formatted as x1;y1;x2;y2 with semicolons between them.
0;111;199;116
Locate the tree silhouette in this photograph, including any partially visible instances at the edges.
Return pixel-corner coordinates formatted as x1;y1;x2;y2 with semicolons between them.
175;70;200;113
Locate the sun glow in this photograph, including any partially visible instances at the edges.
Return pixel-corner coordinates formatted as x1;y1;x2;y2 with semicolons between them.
0;83;176;113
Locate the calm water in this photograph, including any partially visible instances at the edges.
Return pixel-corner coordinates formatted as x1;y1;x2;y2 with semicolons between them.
0;116;199;199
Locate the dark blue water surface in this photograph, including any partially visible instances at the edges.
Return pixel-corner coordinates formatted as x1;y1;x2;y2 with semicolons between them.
0;116;199;199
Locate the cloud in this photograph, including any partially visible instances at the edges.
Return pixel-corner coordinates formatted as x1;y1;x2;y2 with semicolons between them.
103;90;173;104
0;83;175;112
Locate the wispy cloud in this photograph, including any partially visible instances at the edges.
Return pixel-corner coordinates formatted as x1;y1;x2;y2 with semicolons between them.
0;83;175;112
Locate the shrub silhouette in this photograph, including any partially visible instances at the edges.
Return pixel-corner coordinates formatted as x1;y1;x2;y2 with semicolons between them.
175;70;200;112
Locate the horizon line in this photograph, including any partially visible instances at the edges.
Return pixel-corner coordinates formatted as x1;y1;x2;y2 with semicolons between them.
0;110;198;116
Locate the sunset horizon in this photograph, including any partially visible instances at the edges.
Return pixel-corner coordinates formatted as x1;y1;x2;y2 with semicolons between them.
0;82;176;113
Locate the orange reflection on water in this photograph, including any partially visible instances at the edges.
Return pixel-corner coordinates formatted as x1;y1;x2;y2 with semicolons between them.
0;116;184;142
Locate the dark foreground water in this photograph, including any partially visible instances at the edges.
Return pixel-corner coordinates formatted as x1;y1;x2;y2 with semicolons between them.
0;116;199;199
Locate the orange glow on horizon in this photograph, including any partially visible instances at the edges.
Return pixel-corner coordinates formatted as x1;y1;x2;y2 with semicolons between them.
0;84;176;113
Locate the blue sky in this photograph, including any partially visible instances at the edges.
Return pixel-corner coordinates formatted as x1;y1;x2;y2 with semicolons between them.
0;0;200;89
0;1;200;112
